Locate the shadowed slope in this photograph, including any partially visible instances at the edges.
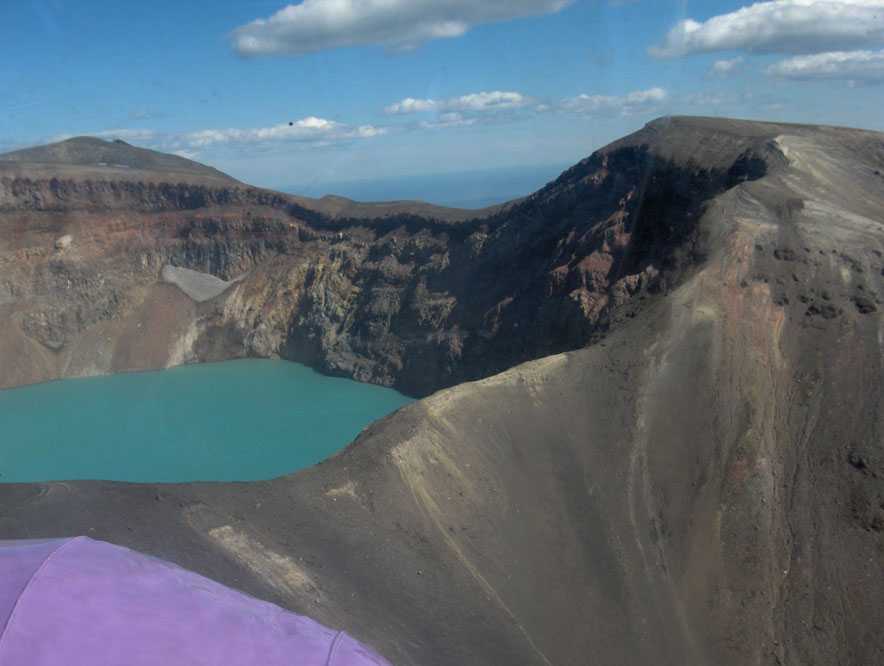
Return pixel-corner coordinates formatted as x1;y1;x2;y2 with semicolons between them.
0;117;882;665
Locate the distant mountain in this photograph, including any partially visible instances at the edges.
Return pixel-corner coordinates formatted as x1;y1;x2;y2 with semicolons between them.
284;163;571;210
0;136;511;222
0;136;236;183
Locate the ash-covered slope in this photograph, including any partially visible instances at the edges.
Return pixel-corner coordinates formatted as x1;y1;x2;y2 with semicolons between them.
1;117;883;665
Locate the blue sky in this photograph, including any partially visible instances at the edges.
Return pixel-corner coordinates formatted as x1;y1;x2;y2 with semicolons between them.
2;1;884;200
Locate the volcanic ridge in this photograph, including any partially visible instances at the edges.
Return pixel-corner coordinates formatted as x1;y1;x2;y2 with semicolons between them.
0;116;882;665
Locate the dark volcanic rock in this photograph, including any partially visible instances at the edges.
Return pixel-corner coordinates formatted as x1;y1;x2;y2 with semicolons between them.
806;302;842;319
853;294;878;314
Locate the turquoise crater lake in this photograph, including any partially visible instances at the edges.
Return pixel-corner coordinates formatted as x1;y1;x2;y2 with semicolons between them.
0;360;413;483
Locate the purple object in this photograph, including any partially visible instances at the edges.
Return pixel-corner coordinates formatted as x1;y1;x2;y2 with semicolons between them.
0;537;390;666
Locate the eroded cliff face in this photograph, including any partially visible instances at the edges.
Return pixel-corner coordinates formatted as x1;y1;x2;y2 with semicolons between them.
0;177;290;212
0;123;778;395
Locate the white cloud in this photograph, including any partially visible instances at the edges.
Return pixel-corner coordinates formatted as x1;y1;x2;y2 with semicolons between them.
386;87;667;128
232;0;572;55
419;112;477;129
45;117;386;158
651;1;884;58
450;91;533;112
711;56;744;75
385;90;532;114
561;87;668;115
172;149;199;160
95;128;157;141
767;48;884;82
50;128;157;143
384;97;438;114
183;117;384;148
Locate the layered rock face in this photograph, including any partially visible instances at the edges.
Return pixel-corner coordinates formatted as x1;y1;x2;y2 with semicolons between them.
1;122;775;395
1;118;883;666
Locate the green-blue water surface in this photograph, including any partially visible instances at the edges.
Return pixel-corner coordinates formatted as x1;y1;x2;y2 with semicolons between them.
0;360;412;483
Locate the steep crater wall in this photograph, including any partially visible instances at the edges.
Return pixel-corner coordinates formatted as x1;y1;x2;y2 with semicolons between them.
0;125;775;395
